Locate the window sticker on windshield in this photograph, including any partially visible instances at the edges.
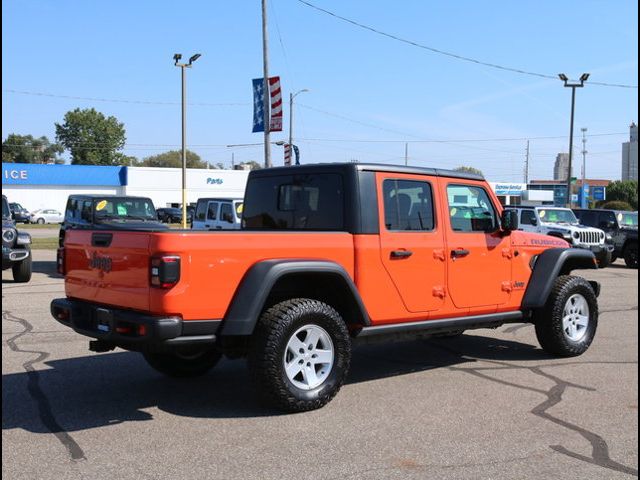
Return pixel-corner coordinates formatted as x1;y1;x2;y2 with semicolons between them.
539;210;546;218
617;213;623;222
96;200;108;211
236;203;243;215
450;208;457;217
117;205;127;215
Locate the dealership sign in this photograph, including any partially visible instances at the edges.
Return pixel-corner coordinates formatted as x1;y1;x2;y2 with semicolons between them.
490;183;527;196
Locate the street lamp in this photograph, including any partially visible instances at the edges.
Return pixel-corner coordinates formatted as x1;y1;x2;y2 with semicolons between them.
174;52;201;228
289;89;309;157
558;72;589;207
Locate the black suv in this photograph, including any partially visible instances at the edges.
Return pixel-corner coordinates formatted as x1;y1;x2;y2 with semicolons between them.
573;208;638;268
59;195;168;247
9;202;30;224
2;195;32;282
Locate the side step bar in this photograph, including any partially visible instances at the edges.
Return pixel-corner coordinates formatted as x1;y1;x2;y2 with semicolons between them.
356;311;524;338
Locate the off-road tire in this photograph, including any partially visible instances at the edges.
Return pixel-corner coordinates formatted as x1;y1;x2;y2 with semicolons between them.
143;346;221;378
624;243;638;269
248;298;351;413
534;275;598;357
12;252;32;283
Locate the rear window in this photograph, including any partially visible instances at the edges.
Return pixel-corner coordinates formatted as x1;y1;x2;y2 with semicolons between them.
93;198;157;221
242;174;344;230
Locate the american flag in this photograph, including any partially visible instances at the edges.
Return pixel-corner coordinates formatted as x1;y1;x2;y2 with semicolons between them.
252;77;283;133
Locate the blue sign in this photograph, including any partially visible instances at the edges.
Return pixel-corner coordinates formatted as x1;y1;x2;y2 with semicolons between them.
2;163;127;186
591;186;606;201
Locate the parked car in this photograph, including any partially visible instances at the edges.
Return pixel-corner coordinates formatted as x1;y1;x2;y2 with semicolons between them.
59;194;167;247
156;208;184;223
9;202;30;224
52;163;601;412
573;208;638;268
30;208;64;224
506;206;613;268
2;195;32;282
192;197;243;230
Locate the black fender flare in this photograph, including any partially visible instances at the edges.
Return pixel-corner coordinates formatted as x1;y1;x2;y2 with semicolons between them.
219;260;370;336
522;248;598;310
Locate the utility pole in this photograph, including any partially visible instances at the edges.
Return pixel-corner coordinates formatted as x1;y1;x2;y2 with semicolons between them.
261;0;272;168
404;143;409;166
524;140;530;184
581;127;588;208
558;73;589;208
173;52;201;228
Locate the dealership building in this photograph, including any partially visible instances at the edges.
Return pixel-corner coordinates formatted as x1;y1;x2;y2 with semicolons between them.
2;163;250;213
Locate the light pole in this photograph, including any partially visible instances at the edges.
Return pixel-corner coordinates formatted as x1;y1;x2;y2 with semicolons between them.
174;52;201;228
581;127;588;208
289;89;309;153
558;73;589;208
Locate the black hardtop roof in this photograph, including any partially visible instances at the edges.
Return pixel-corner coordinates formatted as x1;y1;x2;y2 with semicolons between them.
68;194;153;201
196;197;243;203
249;162;484;181
573;208;638;214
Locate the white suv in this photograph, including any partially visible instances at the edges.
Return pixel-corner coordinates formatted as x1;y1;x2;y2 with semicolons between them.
509;206;614;267
191;198;243;230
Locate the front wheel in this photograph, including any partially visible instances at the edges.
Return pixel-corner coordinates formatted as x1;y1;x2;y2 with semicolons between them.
12;252;32;283
624;243;638;269
249;298;351;412
143;346;221;378
534;275;598;357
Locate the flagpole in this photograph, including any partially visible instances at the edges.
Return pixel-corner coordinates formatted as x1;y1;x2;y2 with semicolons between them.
261;0;272;168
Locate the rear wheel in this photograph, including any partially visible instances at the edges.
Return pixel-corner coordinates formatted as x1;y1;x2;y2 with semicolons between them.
36;218;45;224
624;243;638;269
249;298;351;412
12;252;32;283
534;275;598;357
143;346;221;378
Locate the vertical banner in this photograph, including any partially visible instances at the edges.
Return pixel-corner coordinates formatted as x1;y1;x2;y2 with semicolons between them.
252;76;283;133
268;76;283;132
284;143;292;165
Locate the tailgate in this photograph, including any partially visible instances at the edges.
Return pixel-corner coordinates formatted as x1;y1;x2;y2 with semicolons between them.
64;230;151;311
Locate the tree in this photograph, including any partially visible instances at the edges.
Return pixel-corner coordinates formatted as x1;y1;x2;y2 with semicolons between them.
454;166;484;176
55;108;126;165
600;200;634;211
2;134;63;164
598;180;638;210
238;161;262;170
138;150;208;169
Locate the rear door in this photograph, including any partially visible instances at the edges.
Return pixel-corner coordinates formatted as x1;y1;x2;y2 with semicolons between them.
377;173;446;313
205;201;221;229
443;181;512;309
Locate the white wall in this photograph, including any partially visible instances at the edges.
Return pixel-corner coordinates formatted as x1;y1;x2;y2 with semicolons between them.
3;185;124;214
124;167;249;207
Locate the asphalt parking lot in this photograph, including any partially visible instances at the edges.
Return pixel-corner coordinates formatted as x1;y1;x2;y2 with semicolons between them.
2;250;638;480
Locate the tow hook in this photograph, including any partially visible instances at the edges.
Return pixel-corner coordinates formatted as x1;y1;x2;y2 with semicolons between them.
89;340;116;353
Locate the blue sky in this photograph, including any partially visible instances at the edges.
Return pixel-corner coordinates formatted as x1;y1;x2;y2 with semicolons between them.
2;0;638;181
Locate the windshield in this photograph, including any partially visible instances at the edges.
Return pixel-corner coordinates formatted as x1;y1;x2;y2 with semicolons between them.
538;209;578;225
2;198;10;219
618;212;638;227
93;198;157;221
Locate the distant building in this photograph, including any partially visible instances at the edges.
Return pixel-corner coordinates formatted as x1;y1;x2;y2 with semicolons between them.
553;153;572;181
621;122;638;181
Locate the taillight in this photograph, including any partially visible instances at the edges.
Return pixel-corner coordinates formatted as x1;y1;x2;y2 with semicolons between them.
56;247;65;275
150;255;181;288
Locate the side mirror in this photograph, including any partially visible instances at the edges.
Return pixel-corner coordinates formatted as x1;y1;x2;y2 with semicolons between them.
501;210;519;232
607;220;617;230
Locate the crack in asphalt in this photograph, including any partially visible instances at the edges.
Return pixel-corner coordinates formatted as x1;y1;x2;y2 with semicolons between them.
428;342;638;477
3;309;86;462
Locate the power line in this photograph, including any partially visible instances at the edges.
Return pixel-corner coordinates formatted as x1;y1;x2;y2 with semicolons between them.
296;0;638;89
3;89;249;106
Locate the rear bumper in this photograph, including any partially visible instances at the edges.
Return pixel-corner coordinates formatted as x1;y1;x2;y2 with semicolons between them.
50;298;221;351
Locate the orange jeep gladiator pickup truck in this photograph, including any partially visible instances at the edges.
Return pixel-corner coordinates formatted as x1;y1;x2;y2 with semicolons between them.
52;163;600;412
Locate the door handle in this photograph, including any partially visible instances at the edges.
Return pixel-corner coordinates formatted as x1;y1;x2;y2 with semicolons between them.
391;250;413;259
451;249;470;258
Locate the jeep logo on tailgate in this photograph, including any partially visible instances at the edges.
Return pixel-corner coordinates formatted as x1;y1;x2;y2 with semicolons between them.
89;252;112;273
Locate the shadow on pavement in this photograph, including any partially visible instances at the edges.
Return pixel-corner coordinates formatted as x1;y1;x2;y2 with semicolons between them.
2;333;549;432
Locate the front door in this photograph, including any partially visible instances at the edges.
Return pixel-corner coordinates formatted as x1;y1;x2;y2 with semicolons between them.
378;173;446;313
443;181;512;309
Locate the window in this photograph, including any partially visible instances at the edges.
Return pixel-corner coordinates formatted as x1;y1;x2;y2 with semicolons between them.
195;200;208;221
520;209;537;226
383;179;434;231
579;211;597;227
220;203;234;223
447;185;498;233
207;202;219;221
243;174;344;230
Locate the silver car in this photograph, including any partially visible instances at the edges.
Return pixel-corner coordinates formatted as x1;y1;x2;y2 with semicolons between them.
30;208;64;224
